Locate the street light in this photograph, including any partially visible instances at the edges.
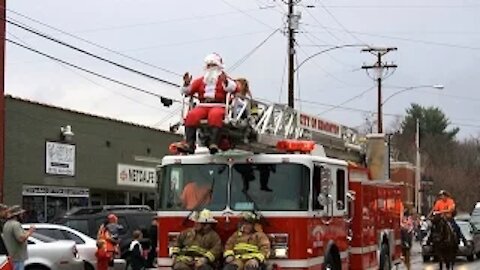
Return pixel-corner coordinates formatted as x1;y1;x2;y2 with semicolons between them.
382;84;444;105
294;44;368;72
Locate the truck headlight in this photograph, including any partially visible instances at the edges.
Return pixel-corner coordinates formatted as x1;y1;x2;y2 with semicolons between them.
269;233;289;259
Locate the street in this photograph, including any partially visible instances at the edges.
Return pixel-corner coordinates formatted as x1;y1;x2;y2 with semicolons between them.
397;242;480;270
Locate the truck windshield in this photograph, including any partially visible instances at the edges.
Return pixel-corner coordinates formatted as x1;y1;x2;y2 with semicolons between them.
230;163;310;211
160;164;228;211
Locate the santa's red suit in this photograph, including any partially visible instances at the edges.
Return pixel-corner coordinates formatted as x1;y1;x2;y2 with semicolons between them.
182;74;237;128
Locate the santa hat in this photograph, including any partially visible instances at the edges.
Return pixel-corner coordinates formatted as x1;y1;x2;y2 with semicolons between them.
204;53;224;69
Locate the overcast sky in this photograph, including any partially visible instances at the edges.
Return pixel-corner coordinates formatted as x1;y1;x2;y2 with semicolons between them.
6;0;480;139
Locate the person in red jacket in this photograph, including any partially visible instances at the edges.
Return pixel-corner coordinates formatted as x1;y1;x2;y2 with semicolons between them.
96;240;112;270
178;53;237;155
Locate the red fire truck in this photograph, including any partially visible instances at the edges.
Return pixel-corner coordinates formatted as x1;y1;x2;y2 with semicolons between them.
155;98;403;270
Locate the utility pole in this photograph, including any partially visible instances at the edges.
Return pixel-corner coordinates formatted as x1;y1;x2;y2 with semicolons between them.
361;47;397;133
287;0;300;108
0;0;5;203
415;119;422;214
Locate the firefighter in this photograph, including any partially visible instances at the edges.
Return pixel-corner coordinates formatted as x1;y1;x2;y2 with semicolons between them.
178;53;238;155
171;209;222;270
223;212;271;270
430;190;467;244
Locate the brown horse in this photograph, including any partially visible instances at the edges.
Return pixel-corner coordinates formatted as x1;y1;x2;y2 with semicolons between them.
429;214;458;270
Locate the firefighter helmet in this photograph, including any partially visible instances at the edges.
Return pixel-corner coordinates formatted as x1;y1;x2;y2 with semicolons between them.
241;211;261;224
191;209;217;223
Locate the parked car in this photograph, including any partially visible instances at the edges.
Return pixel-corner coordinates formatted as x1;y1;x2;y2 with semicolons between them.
422;220;480;262
53;205;155;258
471;202;480;228
23;223;126;270
27;232;84;270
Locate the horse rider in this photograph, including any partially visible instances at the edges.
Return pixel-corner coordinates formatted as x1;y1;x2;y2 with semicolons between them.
223;212;270;270
430;190;467;244
178;53;238;155
171;209;222;270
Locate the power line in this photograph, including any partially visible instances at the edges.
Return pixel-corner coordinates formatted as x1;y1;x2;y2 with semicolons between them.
228;28;280;72
7;31;172;113
7;19;181;88
303;8;343;42
316;86;376;116
7;38;179;105
304;24;480;51
220;0;277;30
298;98;480;129
7;9;182;77
314;1;366;44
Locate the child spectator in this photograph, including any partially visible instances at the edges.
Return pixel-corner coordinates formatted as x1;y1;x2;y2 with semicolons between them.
96;240;111;270
129;230;145;270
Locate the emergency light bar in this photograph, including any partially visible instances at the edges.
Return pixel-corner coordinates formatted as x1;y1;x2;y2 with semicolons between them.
276;140;315;153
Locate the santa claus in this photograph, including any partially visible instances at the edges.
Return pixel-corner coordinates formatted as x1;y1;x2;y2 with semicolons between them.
178;53;237;154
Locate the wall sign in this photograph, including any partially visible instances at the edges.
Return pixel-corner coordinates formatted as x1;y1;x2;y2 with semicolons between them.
22;185;89;197
298;113;341;138
45;141;76;176
117;164;157;188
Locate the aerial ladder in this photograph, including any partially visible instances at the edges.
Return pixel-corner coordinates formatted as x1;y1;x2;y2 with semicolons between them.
170;94;364;158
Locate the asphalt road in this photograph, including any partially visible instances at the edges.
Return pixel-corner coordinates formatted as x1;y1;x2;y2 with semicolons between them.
397;242;480;270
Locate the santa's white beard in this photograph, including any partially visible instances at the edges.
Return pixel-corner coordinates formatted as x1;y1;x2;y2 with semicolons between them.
203;67;222;85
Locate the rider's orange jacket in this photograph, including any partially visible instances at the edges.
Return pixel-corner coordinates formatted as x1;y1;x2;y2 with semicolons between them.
433;198;455;218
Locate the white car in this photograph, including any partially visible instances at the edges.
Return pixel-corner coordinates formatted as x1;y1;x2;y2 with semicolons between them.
24;223;126;270
27;233;84;270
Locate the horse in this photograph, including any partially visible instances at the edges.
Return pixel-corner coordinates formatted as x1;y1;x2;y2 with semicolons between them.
429;214;458;270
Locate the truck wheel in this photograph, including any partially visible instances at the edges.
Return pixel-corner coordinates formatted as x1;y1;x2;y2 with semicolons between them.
467;254;474;261
379;243;391;270
422;255;430;262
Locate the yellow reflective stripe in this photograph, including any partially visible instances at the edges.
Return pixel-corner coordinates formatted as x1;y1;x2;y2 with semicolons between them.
205;251;215;262
234;243;260;253
176;255;193;263
224;250;235;258
240;253;265;262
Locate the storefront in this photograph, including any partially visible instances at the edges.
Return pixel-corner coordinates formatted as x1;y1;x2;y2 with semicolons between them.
22;185;89;222
4;96;181;215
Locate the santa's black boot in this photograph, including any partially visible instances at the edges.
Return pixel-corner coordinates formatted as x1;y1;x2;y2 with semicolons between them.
177;127;197;154
208;127;220;155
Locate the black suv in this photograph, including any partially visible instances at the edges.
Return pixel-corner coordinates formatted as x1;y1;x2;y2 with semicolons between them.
53;205;156;257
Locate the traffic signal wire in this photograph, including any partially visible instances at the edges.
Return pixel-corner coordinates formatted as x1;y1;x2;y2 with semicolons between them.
6;9;183;78
7;38;180;105
6;19;181;88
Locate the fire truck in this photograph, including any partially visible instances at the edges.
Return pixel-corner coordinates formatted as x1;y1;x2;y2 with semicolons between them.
155;96;403;270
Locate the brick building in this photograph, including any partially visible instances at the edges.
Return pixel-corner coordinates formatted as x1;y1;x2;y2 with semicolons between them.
390;161;416;211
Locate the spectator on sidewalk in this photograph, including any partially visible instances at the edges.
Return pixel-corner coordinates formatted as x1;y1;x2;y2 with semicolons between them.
401;213;414;270
129;230;146;270
0;204;9;255
2;205;35;270
96;240;112;270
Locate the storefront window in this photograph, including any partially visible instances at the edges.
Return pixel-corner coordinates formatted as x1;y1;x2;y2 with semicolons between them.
46;196;67;221
69;197;88;210
23;196;46;223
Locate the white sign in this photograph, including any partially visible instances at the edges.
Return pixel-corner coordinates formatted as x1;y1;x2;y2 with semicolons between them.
117;164;157;188
46;141;76;176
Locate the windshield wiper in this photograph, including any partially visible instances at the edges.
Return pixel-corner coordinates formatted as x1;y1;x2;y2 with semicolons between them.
241;182;270;227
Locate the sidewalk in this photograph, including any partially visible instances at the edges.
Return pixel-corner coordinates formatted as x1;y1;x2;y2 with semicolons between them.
396;241;422;270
